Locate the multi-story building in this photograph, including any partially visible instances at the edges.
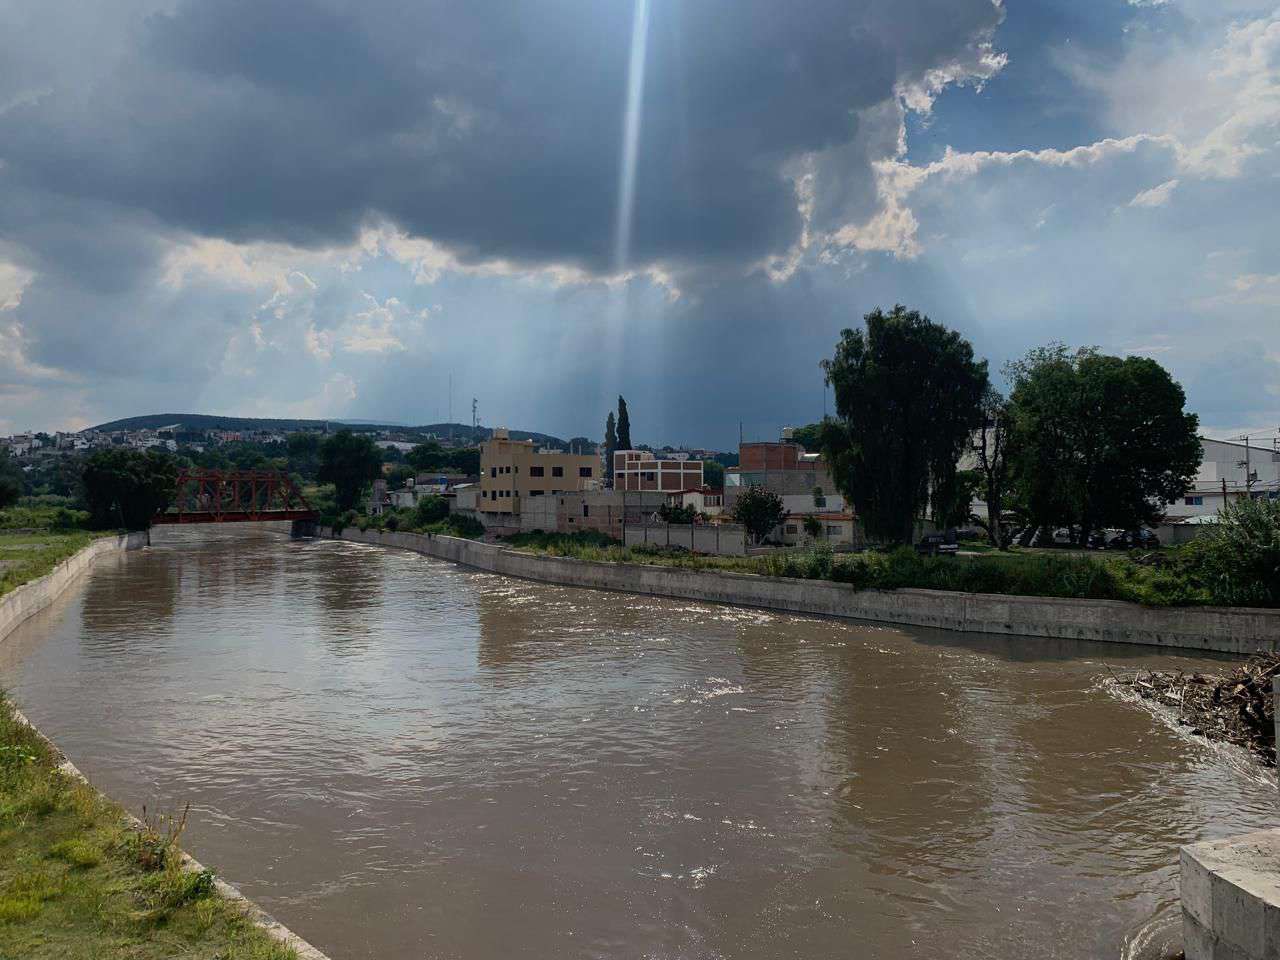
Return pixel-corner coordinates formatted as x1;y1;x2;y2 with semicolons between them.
724;435;834;506
479;428;600;524
613;450;704;492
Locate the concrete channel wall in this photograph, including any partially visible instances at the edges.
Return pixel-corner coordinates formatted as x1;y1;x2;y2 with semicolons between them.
0;531;333;960
0;531;149;643
326;528;1280;655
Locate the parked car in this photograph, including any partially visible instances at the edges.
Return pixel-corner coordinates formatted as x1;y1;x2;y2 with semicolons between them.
1107;529;1161;550
916;530;959;557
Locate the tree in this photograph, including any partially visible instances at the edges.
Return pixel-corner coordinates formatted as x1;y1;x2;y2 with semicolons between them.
658;502;698;524
0;453;21;509
932;468;982;529
702;460;725;488
973;388;1014;548
802;515;823;540
788;422;824;451
820;305;988;545
1007;345;1201;539
318;430;383;512
386;464;415;489
616;396;632;451
285;432;322;480
733;485;788;544
406;441;445;472
413;495;450;527
604;411;618;481
81;449;178;529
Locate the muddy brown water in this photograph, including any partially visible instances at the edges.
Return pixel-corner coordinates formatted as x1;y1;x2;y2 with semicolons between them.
1;527;1275;959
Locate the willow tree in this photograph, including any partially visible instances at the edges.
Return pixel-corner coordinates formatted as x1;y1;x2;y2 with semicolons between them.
820;306;988;545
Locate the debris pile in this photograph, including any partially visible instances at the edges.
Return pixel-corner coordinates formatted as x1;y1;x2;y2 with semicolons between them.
1114;654;1278;766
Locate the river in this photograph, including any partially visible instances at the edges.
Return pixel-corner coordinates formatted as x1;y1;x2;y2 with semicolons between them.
1;527;1274;959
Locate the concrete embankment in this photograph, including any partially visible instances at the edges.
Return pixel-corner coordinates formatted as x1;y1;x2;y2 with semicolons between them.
0;530;333;960
0;531;149;641
326;527;1280;656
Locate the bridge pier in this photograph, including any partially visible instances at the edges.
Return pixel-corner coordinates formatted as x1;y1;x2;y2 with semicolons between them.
290;519;319;539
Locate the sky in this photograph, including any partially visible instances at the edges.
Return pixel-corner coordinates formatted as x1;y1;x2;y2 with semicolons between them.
1;0;1278;449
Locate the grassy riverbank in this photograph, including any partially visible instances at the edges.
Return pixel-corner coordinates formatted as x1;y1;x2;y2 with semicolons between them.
0;505;298;959
500;520;1278;608
0;696;294;959
0;505;99;599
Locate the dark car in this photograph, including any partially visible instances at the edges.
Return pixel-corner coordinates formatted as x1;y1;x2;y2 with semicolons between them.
1107;529;1161;550
916;531;959;557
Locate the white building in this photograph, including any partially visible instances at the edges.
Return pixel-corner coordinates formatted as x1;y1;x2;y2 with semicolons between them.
1165;436;1280;519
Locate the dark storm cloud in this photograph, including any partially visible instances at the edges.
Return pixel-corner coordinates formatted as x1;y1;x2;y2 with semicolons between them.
0;0;1003;272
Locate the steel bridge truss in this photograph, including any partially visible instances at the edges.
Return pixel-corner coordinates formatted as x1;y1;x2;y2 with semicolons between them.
154;469;318;524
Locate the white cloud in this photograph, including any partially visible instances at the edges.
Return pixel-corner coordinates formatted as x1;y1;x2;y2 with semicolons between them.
1127;178;1180;207
0;260;34;311
340;294;425;354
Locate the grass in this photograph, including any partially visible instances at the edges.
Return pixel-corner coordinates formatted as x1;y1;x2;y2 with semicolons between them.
0;693;297;960
497;530;1227;607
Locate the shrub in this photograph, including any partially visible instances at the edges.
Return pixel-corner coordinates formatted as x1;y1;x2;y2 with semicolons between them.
413;495;449;527
1194;498;1280;606
384;513;400;532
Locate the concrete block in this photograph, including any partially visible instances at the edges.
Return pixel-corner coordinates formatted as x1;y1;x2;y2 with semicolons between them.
1183;830;1280;960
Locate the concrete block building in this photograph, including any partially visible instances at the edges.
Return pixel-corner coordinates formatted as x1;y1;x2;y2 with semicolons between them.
613;450;704;492
479;429;601;524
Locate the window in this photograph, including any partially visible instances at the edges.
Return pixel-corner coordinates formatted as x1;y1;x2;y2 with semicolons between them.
827;525;841;536
1184;496;1204;506
579;466;592;477
552;466;564;478
490;467;497;478
530;465;544;477
529;490;543;496
785;524;797;534
583;504;590;517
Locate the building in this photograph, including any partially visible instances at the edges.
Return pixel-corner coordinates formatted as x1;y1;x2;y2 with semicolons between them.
724;436;835;507
777;512;859;547
520;489;667;537
613;450;704;492
478;428;600;524
667;487;724;516
1164;436;1280;520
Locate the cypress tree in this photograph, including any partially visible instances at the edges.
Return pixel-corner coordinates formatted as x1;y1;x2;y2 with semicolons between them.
604;411;617;480
617;396;632;450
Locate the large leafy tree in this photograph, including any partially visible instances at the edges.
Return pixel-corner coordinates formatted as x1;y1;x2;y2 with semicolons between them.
732;485;788;544
820;306;988;544
81;449;178;529
1007;345;1201;537
318;430;384;512
616;396;632;450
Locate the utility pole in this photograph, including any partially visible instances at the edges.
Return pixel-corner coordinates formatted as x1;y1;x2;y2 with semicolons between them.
472;398;478;438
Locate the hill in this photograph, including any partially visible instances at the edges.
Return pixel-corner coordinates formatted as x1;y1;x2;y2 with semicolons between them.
88;414;572;447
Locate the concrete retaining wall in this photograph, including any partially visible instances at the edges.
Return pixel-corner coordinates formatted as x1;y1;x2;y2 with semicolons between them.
1182;829;1280;960
0;531;149;644
326;528;1280;655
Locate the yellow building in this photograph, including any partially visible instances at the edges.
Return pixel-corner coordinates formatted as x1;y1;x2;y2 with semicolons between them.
479;429;600;520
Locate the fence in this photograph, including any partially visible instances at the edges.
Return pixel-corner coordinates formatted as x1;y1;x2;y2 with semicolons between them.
622;522;747;556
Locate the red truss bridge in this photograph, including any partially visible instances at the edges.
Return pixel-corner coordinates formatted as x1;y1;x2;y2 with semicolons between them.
154;469;319;525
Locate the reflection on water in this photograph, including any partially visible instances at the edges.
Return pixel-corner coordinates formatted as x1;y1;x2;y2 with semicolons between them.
2;527;1274;960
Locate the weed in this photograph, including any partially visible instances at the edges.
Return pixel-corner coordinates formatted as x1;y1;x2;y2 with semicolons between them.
49;838;102;868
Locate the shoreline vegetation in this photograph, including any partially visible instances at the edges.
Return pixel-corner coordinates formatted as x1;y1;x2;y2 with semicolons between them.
337;494;1280;610
0;695;295;959
0;504;297;959
0;504;99;599
489;525;1280;609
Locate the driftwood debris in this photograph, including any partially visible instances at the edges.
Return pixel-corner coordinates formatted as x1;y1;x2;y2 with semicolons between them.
1115;654;1278;767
